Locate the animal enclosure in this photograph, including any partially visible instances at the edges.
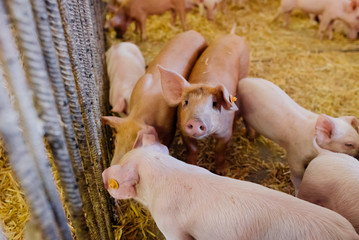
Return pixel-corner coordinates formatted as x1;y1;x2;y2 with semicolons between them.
105;0;359;238
0;0;358;239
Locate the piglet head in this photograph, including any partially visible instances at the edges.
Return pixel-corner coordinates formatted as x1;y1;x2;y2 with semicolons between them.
111;97;127;115
101;116;141;164
343;0;359;31
315;114;359;158
158;64;238;139
180;84;238;139
105;5;129;38
102;163;139;200
203;0;218;21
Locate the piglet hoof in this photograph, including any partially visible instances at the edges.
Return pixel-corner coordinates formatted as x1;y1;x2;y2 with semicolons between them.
187;153;198;166
246;128;256;141
140;33;147;41
215;163;227;176
316;31;324;40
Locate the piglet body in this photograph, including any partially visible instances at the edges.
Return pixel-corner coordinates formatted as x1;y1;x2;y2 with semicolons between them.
106;42;145;114
106;0;188;40
102;31;207;164
274;0;359;39
298;150;359;233
103;145;359;240
160;32;249;174
237;77;359;194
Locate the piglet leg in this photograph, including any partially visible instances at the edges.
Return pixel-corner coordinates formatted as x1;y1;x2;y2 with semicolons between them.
221;0;227;13
287;151;306;196
178;7;188;30
214;137;230;175
317;14;331;40
183;136;198;165
171;9;177;26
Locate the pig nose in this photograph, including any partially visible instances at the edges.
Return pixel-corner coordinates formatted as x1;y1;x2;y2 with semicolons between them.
185;119;207;137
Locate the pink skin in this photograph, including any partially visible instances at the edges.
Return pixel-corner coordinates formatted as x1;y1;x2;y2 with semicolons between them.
186;0;225;20
298;145;359;233
237;77;359;195
159;33;249;175
201;0;226;21
347;27;359;39
274;0;359;39
102;142;359;240
102;31;207;165
106;42;145;115
106;0;188;41
105;4;129;38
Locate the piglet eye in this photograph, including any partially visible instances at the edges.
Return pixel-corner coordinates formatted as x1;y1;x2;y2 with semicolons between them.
184;100;188;106
345;143;354;148
213;101;217;108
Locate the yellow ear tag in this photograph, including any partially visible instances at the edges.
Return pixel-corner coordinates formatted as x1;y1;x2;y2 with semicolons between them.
230;96;237;103
109;179;119;189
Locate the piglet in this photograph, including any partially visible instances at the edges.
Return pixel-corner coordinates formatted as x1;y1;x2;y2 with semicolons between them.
105;0;188;40
101;30;207;165
102;137;359;240
298;140;359;233
192;0;227;21
159;29;249;174
237;77;359;194
106;42;145;115
274;0;359;39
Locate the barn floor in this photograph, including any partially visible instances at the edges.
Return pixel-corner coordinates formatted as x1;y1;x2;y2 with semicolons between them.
0;0;358;239
107;0;359;239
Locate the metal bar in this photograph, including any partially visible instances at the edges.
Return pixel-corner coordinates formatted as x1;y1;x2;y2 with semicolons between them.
2;0;73;239
57;0;114;239
0;44;62;240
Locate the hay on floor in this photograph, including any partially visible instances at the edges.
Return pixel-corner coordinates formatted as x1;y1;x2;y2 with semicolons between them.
0;142;29;240
106;0;359;239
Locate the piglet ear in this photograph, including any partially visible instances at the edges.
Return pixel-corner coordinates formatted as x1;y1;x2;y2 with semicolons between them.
107;3;118;12
344;0;358;12
158;64;189;106
133;125;159;149
101;116;125;129
132;125;169;154
340;116;359;133
216;85;238;111
315;114;334;145
102;164;139;200
111;97;127;114
351;0;358;10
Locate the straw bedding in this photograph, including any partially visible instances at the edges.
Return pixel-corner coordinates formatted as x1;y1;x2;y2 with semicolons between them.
1;0;358;239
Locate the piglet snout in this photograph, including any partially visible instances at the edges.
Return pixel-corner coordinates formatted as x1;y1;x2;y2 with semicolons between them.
185;119;207;138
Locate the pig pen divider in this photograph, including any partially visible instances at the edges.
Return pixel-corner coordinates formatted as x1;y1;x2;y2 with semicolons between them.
0;0;115;239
